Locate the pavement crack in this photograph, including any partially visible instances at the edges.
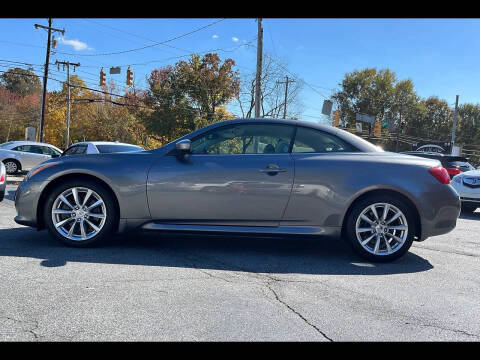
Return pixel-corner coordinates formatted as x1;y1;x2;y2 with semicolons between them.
265;283;334;342
405;322;480;339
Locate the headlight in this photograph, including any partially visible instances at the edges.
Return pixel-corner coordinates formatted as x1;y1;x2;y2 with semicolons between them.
25;162;60;180
453;175;462;183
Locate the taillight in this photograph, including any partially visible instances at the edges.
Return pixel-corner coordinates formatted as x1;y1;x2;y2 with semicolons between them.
446;167;462;177
0;172;4;183
428;166;450;184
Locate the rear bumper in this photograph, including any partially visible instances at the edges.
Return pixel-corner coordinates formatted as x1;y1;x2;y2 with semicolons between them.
418;184;461;241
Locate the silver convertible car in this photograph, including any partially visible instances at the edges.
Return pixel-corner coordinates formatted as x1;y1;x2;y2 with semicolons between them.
14;119;461;262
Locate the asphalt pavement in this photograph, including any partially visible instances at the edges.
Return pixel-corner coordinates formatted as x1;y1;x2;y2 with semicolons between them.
0;184;479;341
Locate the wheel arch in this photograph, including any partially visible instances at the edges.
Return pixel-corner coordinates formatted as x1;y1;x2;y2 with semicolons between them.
37;173;120;231
340;188;422;241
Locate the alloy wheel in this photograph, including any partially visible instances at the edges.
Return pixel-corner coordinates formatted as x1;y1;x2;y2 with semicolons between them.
4;161;18;174
51;187;107;241
355;202;409;256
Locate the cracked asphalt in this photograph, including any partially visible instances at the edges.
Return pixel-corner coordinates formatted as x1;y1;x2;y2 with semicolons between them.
1;184;479;341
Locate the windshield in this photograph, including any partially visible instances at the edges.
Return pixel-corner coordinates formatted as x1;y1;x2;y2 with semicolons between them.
0;142;14;149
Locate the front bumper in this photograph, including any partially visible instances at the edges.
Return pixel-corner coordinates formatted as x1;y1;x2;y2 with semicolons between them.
14;180;47;229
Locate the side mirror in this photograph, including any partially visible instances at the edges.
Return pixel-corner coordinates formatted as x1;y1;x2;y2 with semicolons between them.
176;139;191;152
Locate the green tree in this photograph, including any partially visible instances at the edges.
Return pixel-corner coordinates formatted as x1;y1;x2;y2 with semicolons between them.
0;67;42;97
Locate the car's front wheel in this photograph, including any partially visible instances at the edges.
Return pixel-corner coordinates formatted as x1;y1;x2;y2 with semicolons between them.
345;195;415;262
44;179;118;247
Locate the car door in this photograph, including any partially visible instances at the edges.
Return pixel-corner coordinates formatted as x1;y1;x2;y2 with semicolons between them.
12;145;47;170
147;122;296;227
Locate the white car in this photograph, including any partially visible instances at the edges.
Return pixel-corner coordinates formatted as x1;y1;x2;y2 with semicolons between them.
61;141;144;156
0;141;63;175
451;169;480;212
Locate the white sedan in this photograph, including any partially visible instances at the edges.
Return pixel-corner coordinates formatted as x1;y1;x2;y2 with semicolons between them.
62;141;144;156
0;141;63;175
451;169;480;212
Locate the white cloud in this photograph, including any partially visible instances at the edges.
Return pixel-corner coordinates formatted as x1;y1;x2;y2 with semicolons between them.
58;37;92;51
232;37;239;42
212;34;219;39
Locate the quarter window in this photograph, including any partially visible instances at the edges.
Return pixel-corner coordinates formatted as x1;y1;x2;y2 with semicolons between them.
190;123;295;155
292;127;357;153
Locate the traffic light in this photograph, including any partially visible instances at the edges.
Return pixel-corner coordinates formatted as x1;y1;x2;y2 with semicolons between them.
401;121;407;134
126;67;133;86
332;110;340;127
100;68;106;86
374;120;382;137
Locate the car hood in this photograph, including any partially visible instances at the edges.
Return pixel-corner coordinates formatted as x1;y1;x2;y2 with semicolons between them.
459;169;480;177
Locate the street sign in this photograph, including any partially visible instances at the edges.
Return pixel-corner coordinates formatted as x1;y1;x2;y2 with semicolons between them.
322;100;333;116
356;122;363;133
355;113;375;124
110;67;121;74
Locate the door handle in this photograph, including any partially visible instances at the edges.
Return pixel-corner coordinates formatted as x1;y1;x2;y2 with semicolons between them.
259;164;286;173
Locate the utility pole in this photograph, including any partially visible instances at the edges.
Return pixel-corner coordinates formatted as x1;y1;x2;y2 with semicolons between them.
55;60;80;149
35;19;65;143
451;95;459;150
276;76;295;119
254;18;263;118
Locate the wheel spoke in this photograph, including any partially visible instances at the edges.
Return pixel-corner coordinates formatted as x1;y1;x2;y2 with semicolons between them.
361;234;375;245
360;214;374;225
72;188;80;207
386;212;401;224
52;209;74;215
387;225;408;231
59;195;74;209
382;204;390;221
80;221;87;240
373;235;381;254
55;217;74;228
384;235;393;254
87;213;105;219
370;205;379;220
68;222;76;237
85;219;100;232
386;233;405;245
82;189;92;207
357;227;374;233
87;199;103;211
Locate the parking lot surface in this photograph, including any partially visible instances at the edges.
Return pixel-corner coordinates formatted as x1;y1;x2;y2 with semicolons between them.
1;184;479;341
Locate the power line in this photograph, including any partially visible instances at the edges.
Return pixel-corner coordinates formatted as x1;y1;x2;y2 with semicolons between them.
54;18;226;57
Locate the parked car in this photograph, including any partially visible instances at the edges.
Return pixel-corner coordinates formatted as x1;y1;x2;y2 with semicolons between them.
401;151;475;178
14;118;460;262
62;141;144;156
451;169;480;213
0;162;5;202
0;141;62;175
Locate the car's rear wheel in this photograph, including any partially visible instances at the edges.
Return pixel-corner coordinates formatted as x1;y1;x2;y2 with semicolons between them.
43;179;118;247
461;203;477;213
345;195;415;262
3;159;20;175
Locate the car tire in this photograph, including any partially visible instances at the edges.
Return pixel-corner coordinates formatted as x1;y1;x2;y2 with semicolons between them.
0;190;4;202
3;159;20;175
43;179;118;247
345;194;415;262
461;203;477;213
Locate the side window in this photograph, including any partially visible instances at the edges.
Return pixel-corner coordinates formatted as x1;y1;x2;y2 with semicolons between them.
76;145;87;154
292;127;357;153
12;145;29;152
41;146;57;156
63;146;79;156
190;124;295;155
29;145;44;154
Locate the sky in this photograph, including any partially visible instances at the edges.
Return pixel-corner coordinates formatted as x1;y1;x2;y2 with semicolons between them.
1;18;480;125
